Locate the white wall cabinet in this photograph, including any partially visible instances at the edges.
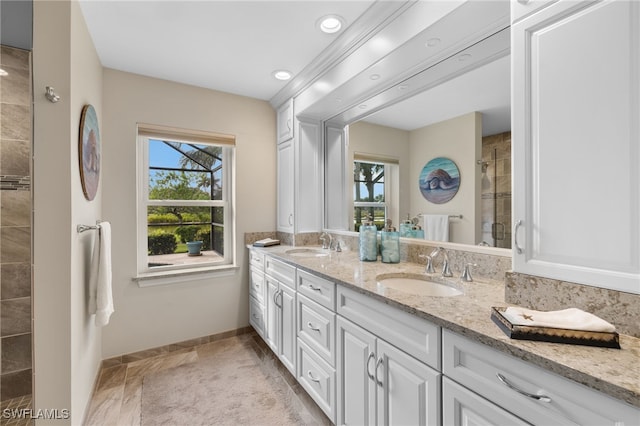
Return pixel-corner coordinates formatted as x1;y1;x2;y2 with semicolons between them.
276;99;323;234
277;98;294;144
264;256;297;376
511;0;640;294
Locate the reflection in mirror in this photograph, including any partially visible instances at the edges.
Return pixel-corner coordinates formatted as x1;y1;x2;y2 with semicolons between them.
346;55;511;249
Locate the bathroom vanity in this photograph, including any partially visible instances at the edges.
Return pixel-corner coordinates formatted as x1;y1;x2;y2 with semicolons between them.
248;245;639;425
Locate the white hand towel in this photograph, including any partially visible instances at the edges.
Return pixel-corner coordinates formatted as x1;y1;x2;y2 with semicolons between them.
89;222;114;326
502;307;616;333
423;214;449;242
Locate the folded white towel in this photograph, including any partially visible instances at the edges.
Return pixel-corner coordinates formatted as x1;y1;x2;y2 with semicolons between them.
89;222;114;326
423;214;449;242
502;307;616;333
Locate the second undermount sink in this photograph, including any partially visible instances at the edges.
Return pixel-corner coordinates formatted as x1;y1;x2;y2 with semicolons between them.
376;273;463;297
285;248;330;258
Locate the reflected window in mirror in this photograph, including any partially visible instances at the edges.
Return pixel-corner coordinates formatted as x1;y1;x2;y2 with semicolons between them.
353;159;398;231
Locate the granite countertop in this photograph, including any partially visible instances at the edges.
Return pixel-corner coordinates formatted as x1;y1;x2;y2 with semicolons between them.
249;244;640;409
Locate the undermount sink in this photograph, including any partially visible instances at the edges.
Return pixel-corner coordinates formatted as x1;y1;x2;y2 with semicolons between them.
285;248;330;258
376;273;463;297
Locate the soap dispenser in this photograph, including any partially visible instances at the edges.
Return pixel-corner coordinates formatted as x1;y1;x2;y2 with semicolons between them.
380;219;400;263
359;215;378;261
399;214;413;238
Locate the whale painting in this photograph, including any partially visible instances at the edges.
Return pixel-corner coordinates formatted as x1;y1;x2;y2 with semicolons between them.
419;157;460;204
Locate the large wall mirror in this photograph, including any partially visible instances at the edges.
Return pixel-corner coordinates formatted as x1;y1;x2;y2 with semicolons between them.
324;29;512;253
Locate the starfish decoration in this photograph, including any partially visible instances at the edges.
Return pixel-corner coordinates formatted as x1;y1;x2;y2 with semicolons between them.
521;313;534;321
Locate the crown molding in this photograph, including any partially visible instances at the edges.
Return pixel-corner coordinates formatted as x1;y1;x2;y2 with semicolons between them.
268;0;416;109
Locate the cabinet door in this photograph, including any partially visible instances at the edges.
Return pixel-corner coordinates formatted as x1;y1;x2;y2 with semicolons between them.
512;0;640;293
277;139;294;232
443;377;530;426
278;283;296;376
265;277;279;353
277;98;294;143
376;339;441;426
336;317;376;426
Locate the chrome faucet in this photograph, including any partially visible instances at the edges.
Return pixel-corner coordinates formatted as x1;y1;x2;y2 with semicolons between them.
319;232;333;250
430;247;453;277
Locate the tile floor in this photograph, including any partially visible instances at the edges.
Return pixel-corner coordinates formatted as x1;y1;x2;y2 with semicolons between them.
84;330;331;425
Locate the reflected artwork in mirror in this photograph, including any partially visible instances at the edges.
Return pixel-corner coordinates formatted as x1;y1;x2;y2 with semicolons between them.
419;157;460;204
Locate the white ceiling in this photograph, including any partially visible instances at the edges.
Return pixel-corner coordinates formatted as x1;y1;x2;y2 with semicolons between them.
79;0;510;134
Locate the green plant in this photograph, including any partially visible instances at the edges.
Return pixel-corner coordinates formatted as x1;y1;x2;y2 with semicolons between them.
175;225;200;243
148;231;177;255
197;229;211;250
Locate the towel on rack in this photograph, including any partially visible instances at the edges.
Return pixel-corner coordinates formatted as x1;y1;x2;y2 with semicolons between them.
89;221;114;326
501;307;616;333
423;214;449;242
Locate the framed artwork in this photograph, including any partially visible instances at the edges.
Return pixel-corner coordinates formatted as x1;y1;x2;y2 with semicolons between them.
79;104;100;201
419;157;460;204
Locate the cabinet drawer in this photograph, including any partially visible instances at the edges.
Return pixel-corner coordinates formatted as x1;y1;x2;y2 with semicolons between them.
443;330;640;426
337;285;441;370
249;268;265;303
298;293;335;366
298;338;336;422
265;256;295;288
249;249;264;270
297;269;335;310
249;295;265;338
443;377;530;426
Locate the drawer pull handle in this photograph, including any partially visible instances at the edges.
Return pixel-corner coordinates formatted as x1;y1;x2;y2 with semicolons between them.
497;373;552;403
375;357;384;387
307;322;321;332
514;219;523;254
366;352;376;381
307;370;321;383
308;284;322;292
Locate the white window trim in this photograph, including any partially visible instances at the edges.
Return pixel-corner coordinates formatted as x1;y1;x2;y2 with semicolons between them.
135;129;236;281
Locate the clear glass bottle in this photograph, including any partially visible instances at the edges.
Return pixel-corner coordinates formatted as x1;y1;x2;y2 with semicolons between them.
380;219;400;263
359;216;378;261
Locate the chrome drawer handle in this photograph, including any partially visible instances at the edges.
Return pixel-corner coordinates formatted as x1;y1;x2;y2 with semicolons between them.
307;370;321;383
497;373;552;403
308;284;322;292
514;219;523;254
375;357;384;387
307;322;321;332
366;352;376;381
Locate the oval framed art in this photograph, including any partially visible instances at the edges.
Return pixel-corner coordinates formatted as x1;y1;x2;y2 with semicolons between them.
419;157;460;204
79;104;100;201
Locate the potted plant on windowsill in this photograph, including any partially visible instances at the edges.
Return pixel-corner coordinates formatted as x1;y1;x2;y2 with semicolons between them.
176;225;203;256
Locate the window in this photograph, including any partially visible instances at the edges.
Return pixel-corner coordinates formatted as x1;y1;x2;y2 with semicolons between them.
353;160;386;231
137;124;235;275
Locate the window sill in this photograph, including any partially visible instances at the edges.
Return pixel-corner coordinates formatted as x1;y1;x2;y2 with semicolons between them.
134;264;238;287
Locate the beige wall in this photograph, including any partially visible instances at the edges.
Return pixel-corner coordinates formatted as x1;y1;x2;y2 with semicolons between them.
33;0;103;423
101;69;276;358
409;112;481;245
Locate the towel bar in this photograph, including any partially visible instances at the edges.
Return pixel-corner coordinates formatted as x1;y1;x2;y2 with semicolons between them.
448;214;463;219
77;221;102;233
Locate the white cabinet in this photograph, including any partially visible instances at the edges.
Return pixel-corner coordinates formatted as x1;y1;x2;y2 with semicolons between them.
277;139;294;233
443;377;530;426
264;256;296;375
336;287;441;426
511;0;640;294
277;98;294;143
510;0;556;23
442;330;640;426
249;249;266;338
275;99;323;234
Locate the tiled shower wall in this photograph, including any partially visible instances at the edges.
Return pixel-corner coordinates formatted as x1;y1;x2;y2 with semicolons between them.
481;131;512;249
0;45;32;401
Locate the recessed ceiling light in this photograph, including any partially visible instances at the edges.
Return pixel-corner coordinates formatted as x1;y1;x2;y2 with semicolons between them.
0;69;8;77
273;70;292;81
458;53;472;62
359;104;367;109
317;15;344;34
397;84;409;91
369;74;380;81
